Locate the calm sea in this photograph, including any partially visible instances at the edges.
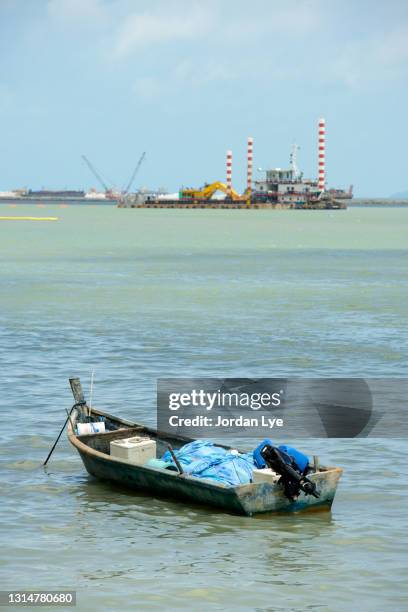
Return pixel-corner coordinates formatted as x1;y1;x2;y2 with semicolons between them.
0;205;407;611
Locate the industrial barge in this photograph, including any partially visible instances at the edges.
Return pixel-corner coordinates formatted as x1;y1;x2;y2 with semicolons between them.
119;118;351;210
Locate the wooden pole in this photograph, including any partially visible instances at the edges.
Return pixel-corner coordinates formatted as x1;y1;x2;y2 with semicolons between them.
43;407;74;466
43;378;87;466
167;445;184;475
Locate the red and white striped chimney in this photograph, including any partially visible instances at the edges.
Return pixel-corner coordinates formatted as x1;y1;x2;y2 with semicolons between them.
247;137;253;193
318;118;326;191
226;150;232;195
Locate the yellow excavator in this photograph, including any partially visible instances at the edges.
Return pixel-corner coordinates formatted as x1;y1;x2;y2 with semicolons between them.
180;181;247;202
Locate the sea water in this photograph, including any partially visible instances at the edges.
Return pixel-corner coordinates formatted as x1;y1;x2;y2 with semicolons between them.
0;205;407;611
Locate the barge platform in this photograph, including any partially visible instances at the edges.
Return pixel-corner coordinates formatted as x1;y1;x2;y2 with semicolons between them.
118;199;347;210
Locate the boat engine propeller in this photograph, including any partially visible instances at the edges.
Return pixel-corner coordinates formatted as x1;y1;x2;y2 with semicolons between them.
260;444;320;501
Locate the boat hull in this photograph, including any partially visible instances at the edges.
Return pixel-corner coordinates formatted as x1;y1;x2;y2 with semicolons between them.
68;408;343;516
78;448;341;515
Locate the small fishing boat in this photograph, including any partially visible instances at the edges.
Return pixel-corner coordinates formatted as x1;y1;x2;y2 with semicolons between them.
66;380;343;516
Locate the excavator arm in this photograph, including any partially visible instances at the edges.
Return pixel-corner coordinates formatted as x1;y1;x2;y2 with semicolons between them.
181;181;242;201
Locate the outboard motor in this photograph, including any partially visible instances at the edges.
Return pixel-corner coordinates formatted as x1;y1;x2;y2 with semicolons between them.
260;444;320;501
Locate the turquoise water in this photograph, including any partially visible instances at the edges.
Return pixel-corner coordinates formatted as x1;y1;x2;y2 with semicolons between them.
0;206;407;610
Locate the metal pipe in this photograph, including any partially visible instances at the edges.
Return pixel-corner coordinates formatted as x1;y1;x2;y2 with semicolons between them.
247;137;253;194
318;118;326;191
226;150;232;195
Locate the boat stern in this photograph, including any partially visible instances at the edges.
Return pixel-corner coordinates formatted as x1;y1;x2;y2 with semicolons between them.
235;467;343;516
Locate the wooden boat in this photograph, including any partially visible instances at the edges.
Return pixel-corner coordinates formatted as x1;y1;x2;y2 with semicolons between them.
67;381;343;516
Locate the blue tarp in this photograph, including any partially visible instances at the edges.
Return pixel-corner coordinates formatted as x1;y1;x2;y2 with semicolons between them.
191;453;254;486
161;439;309;486
162;440;253;485
162;440;227;474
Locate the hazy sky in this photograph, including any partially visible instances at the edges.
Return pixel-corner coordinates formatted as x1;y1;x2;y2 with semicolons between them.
1;0;407;196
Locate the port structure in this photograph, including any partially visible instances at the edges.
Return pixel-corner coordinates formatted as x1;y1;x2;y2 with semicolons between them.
81;152;146;201
81;155;111;193
175;118;328;208
123;152;146;195
118;119;350;209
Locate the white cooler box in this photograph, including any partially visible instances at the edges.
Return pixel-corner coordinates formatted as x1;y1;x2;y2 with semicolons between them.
110;436;156;465
252;468;280;485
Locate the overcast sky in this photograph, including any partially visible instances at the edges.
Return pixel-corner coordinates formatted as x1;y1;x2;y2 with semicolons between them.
1;0;407;196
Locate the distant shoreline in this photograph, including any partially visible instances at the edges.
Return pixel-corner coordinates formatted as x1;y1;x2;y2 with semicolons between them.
350;199;408;206
1;198;408;207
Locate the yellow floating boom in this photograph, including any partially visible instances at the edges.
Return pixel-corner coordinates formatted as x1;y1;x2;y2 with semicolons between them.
0;216;58;221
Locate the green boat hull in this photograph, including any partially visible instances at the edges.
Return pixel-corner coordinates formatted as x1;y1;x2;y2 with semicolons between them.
68;407;343;516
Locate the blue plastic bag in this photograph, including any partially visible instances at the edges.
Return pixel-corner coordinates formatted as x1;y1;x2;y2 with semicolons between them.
252;439;309;473
278;445;309;474
253;438;274;468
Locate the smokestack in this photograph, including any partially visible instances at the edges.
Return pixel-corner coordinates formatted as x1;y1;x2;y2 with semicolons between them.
226;150;232;195
247;137;253;193
318;118;326;191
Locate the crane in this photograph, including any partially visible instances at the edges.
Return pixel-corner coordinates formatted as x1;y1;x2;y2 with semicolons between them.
81;155;110;192
123;152;146;195
290;144;300;180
